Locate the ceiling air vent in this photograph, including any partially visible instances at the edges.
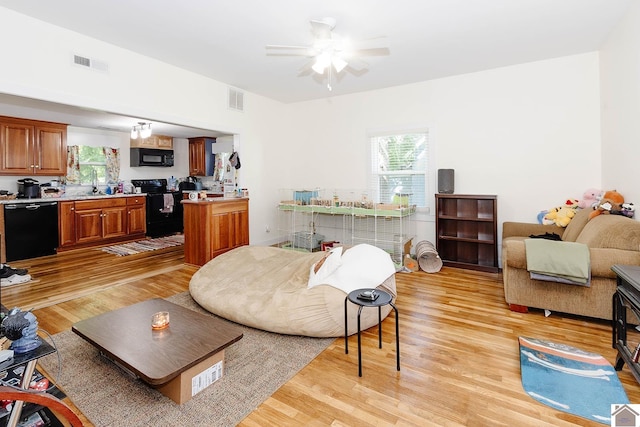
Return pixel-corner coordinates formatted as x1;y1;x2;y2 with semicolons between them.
72;54;109;73
228;87;244;112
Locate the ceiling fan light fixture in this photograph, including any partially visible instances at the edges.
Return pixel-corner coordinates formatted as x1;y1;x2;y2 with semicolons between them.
332;56;348;73
312;52;331;74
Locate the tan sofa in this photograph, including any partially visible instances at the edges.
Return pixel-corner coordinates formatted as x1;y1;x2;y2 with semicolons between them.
502;208;640;320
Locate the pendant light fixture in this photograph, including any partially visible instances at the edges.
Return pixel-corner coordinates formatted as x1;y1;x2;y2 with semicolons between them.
131;122;152;139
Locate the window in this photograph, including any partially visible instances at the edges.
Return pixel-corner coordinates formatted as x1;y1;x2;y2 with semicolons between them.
78;146;107;185
370;131;428;207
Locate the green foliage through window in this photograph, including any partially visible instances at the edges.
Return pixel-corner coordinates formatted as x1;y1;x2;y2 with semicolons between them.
370;132;428;207
78;146;107;185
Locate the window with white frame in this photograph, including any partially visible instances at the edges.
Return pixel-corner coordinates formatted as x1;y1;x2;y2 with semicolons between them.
78;146;107;185
369;130;428;207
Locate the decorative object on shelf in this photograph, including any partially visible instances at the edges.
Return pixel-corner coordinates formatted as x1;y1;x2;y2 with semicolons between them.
130;122;152;139
437;169;455;194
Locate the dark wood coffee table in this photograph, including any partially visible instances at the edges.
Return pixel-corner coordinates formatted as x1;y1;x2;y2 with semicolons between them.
72;298;243;404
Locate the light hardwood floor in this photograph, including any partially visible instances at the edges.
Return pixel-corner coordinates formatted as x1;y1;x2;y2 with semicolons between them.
3;247;639;426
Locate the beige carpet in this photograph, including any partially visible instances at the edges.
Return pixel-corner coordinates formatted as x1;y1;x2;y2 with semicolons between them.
38;292;334;426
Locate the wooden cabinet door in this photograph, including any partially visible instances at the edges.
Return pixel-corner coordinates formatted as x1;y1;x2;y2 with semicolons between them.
75;208;103;243
102;206;127;239
188;138;205;176
58;201;76;247
210;212;231;252
127;204;146;235
230;209;249;248
34;125;67;175
156;135;173;149
0;122;34;174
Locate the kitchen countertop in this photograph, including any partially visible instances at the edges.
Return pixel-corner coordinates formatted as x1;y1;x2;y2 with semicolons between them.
0;193;147;204
181;197;249;203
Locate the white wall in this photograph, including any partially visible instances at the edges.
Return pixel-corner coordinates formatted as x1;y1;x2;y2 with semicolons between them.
284;53;602;245
600;1;640;208
0;6;291;246
0;6;611;250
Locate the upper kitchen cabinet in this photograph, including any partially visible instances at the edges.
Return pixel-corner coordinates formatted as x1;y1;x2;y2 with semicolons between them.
188;137;215;176
130;134;173;150
0;116;67;176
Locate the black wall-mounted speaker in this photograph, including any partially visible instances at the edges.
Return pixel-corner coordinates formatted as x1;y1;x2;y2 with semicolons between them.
438;169;455;194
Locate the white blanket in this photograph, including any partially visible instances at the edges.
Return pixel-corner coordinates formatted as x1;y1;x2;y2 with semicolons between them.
310;244;396;294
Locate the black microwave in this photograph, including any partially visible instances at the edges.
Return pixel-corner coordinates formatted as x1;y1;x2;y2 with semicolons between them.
130;148;174;167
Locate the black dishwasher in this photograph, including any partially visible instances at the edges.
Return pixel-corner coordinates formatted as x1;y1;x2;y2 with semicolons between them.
4;201;59;262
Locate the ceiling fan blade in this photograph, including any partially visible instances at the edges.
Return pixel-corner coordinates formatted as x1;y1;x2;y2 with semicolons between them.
345;58;369;72
266;45;316;57
266;44;310;50
348;36;390;51
343;47;390;58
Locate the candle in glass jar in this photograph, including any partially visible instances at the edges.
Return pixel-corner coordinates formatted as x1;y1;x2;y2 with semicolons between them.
151;311;170;330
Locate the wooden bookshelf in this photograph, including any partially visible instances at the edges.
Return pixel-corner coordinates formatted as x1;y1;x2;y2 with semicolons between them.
435;194;498;272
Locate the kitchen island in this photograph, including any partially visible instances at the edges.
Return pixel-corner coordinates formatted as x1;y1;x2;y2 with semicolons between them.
182;197;249;266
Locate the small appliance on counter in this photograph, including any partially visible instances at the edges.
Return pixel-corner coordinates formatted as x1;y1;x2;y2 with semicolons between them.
17;178;40;199
178;176;199;191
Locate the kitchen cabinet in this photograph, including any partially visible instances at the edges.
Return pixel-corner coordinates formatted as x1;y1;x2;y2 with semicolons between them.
130;134;173;150
188;137;215;176
58;201;76;247
126;196;146;235
435;194;498;272
58;196;146;250
183;198;249;265
0;116;67;176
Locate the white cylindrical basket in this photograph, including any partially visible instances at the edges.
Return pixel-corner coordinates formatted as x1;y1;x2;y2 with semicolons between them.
415;240;443;273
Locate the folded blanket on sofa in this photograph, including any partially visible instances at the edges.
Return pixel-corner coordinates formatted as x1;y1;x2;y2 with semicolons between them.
524;239;590;285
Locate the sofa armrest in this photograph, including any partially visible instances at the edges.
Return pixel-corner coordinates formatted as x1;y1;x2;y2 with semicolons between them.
590;248;640;278
502;221;564;239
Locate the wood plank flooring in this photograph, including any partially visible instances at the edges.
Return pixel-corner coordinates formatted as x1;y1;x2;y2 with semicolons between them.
3;248;639;426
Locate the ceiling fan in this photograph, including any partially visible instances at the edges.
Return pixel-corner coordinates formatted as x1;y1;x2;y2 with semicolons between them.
266;17;389;91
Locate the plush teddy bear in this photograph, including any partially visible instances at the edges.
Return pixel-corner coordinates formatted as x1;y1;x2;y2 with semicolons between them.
543;199;580;227
620;203;635;218
589;190;624;220
544;206;577;227
578;188;602;209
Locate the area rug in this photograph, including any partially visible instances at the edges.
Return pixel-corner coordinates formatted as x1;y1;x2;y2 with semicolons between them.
38;292;333;426
519;336;629;424
99;234;184;256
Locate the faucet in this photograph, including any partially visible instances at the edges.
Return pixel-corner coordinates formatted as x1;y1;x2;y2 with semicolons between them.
91;169;98;194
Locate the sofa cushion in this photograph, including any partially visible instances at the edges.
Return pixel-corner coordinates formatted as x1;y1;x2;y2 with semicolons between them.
561;208;591;242
576;214;640;250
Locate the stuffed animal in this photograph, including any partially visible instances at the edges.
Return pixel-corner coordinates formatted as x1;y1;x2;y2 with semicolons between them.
620;203;635;218
543;200;580;227
544;206;577;227
578;188;602;209
589;190;624;220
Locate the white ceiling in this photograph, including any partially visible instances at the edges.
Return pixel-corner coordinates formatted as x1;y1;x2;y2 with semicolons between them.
0;0;632;136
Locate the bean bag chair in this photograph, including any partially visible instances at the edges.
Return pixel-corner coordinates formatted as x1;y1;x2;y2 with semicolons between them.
189;244;397;337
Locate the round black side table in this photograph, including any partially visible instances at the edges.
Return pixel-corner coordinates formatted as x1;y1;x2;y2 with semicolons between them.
344;288;399;377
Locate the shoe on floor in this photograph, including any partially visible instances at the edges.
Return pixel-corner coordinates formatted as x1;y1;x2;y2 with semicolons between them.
0;264;28;276
0;273;31;287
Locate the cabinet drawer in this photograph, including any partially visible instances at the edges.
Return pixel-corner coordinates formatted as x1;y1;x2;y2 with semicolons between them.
126;196;146;206
75;197;127;210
